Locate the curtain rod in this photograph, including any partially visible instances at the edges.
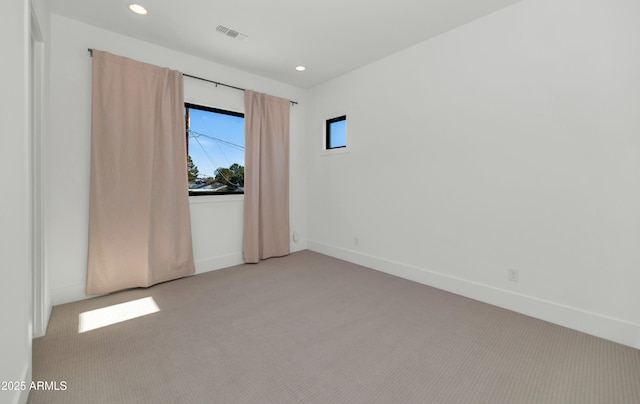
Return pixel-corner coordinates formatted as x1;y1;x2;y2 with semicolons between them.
87;48;298;105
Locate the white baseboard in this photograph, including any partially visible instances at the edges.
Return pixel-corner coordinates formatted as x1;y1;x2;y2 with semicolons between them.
195;245;308;273
51;283;89;306
194;253;244;274
51;254;247;306
308;240;640;350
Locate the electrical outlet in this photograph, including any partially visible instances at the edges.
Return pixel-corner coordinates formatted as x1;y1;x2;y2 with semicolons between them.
354;237;359;247
507;269;519;282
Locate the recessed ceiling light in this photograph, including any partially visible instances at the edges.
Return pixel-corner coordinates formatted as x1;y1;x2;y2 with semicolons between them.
128;4;148;15
295;66;306;72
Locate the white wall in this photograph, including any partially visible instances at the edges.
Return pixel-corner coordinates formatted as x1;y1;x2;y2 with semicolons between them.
307;0;640;348
47;14;308;304
1;1;32;403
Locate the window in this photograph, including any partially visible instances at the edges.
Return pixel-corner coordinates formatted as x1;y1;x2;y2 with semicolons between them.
185;103;244;195
325;115;347;149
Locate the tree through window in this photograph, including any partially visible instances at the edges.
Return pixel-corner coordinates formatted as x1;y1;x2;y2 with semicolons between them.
185;103;245;195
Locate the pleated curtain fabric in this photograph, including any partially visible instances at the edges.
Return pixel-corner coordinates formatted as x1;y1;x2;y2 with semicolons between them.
243;90;291;263
86;50;195;295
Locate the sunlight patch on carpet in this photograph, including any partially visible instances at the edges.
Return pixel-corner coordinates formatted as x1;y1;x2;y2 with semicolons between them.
78;297;160;333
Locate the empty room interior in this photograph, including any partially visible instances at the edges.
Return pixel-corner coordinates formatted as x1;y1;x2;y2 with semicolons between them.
3;0;640;403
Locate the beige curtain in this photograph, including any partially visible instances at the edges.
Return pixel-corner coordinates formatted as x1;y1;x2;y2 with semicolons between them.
87;50;195;295
243;90;290;263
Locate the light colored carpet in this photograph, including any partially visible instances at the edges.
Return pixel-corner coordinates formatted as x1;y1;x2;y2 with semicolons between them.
30;250;640;403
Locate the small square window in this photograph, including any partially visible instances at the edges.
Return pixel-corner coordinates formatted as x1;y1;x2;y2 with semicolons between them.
326;115;346;150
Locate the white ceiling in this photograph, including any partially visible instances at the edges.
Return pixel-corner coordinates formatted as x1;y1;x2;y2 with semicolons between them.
48;0;522;88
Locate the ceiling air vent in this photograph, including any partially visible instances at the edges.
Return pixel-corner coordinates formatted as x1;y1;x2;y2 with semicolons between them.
216;25;247;40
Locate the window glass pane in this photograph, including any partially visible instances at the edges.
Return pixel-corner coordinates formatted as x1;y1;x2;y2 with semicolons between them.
327;116;346;149
186;105;244;194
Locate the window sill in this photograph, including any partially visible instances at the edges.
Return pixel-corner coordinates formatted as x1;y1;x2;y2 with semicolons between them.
188;194;244;204
321;148;350;156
